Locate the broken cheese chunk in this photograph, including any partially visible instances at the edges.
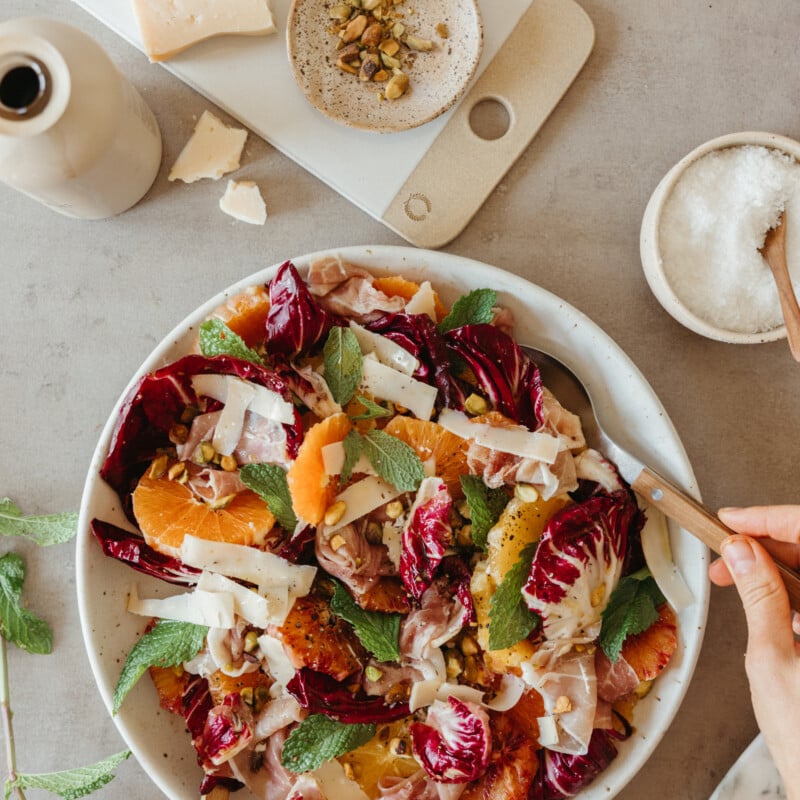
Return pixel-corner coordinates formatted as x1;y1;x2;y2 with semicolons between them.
168;110;247;183
131;0;277;62
219;179;267;225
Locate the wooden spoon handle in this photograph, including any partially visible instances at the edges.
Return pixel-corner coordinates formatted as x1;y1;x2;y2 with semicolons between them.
632;468;800;611
770;257;800;362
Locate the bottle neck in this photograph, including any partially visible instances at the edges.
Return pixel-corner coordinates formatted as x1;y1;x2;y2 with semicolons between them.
0;54;51;121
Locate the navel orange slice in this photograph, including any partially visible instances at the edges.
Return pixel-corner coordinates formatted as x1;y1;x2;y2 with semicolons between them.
372;275;448;322
207;285;271;348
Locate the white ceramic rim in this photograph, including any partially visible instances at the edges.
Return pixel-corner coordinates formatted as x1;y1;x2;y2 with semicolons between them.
639;130;800;344
76;245;710;800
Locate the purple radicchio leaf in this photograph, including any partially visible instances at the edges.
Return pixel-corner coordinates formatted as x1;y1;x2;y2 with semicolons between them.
278;524;317;564
522;490;639;642
90;519;200;585
195;693;253;769
400;477;453;601
437;555;477;625
100;353;303;516
531;728;619;799
410;697;492;783
366;311;465;409
265;260;344;358
444;324;544;429
286;669;410;725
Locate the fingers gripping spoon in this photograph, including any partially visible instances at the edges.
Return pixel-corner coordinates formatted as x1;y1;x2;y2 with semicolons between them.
523;344;800;610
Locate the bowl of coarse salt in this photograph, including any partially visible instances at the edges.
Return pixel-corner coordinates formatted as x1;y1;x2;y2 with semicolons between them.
640;131;800;343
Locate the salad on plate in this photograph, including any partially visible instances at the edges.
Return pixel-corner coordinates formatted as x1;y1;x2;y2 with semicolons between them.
90;256;689;800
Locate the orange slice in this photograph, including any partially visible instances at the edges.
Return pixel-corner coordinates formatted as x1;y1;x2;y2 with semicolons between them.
372;275;448;322
620;603;678;681
207;668;271;706
207;285;271;347
149;665;190;716
287;412;353;525
132;472;276;558
383;416;469;498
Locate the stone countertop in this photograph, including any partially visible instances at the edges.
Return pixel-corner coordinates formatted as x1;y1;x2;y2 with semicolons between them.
2;1;799;798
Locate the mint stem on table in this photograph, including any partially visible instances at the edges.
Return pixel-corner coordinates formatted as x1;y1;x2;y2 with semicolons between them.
0;636;24;799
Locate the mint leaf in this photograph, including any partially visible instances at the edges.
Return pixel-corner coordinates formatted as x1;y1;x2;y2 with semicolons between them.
459;476;509;550
340;429;364;485
330;579;401;662
199;319;264;365
0;553;51;654
600;568;665;662
240;463;298;532
323;327;363;406
4;750;131;800
0;498;77;546
281;714;375;773
350;395;392;421
113;620;207;713
488;543;539;651
438;289;497;333
362;430;424;492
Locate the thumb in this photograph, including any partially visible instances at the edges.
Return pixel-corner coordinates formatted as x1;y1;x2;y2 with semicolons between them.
721;535;794;657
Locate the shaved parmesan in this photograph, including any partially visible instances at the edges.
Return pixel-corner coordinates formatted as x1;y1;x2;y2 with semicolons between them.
436;682;485;706
180;535;316;596
537;715;560;747
321;441;375;477
438;409;560;464
410;678;441;712
349;321;420;376
210;375;256;455
127;584;235;628
197;571;272;627
641;504;694;612
327;476;402;533
168;110;247;182
360;356;438;421
219;180;267;225
258;634;296;687
487;674;526;711
192;374;295;426
313;759;370;800
404;280;437;321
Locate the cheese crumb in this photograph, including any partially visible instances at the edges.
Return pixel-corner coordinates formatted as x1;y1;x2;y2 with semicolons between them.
131;0;277;62
219;179;267;225
169;110;248;183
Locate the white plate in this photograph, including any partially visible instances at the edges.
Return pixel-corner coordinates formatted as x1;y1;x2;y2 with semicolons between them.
76;245;710;800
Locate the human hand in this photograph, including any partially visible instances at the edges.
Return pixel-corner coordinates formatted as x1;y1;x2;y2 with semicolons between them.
709;505;800;799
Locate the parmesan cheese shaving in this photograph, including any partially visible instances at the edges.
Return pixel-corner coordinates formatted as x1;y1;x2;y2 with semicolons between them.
640;504;694;612
168;110;247;182
537;715;560;747
327;476;403;533
257;634;296;687
321;441;375;477
209;375;256;455
360;356;437;421
349;321;419;376
127;584;235;628
404;280;437;321
197;571;272;627
192;373;295;427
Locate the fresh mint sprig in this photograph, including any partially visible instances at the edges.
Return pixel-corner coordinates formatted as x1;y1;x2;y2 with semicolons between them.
0;554;51;655
361;430;424;492
0;499;77;547
459;476;509;550
198;319;265;365
323;327;363;406
239;463;298;532
340;430;364;485
281;715;375;773
330;580;401;662
438;288;497;333
488;542;540;651
349;395;392;421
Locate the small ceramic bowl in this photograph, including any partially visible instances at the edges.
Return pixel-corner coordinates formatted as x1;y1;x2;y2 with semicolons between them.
640;131;800;344
286;0;483;133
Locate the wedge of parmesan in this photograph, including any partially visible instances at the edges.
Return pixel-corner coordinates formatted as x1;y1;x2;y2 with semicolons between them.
169;110;248;183
131;0;277;63
220;180;267;225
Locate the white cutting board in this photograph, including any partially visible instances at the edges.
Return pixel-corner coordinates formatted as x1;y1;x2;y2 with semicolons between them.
71;0;594;247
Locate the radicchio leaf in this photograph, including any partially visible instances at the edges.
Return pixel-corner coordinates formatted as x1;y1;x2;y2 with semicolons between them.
265;260;343;358
286;668;410;724
400;477;453;600
100;354;303;513
438;555;476;625
90;519;200;585
410;697;492;783
445;323;544;429
195;693;253;769
522;491;639;642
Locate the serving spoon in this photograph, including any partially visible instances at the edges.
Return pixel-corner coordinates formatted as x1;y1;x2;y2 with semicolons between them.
760;212;800;361
523;344;800;610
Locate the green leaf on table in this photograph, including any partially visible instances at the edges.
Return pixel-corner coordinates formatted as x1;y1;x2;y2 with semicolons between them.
459;476;509;550
4;750;131;800
0;498;77;546
330;579;401;662
362;430;424;493
0;553;52;654
488;542;540;651
349;395;392;421
281;714;376;773
239;463;298;532
113;620;207;714
438;288;497;333
198;319;264;365
340;429;364;485
600;568;666;662
323;327;363;406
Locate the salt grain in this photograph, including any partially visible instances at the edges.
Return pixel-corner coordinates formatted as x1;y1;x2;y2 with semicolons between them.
658;145;800;333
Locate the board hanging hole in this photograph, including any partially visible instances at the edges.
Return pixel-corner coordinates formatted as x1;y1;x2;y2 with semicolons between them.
468;97;511;141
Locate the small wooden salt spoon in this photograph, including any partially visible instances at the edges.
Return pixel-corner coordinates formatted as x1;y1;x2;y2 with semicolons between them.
760;212;800;361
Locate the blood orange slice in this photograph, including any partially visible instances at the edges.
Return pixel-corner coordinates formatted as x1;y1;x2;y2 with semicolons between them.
620;603;678;681
132;471;276;558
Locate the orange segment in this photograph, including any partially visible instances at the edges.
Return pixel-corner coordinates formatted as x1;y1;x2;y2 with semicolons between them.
207;285;271;347
620;603;678;681
132;473;276;558
149;665;191;716
383;416;469;498
373;275;448;322
287;412;353;525
207;669;271;706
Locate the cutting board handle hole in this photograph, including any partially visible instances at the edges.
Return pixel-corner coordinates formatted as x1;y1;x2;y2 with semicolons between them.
468;97;511;140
